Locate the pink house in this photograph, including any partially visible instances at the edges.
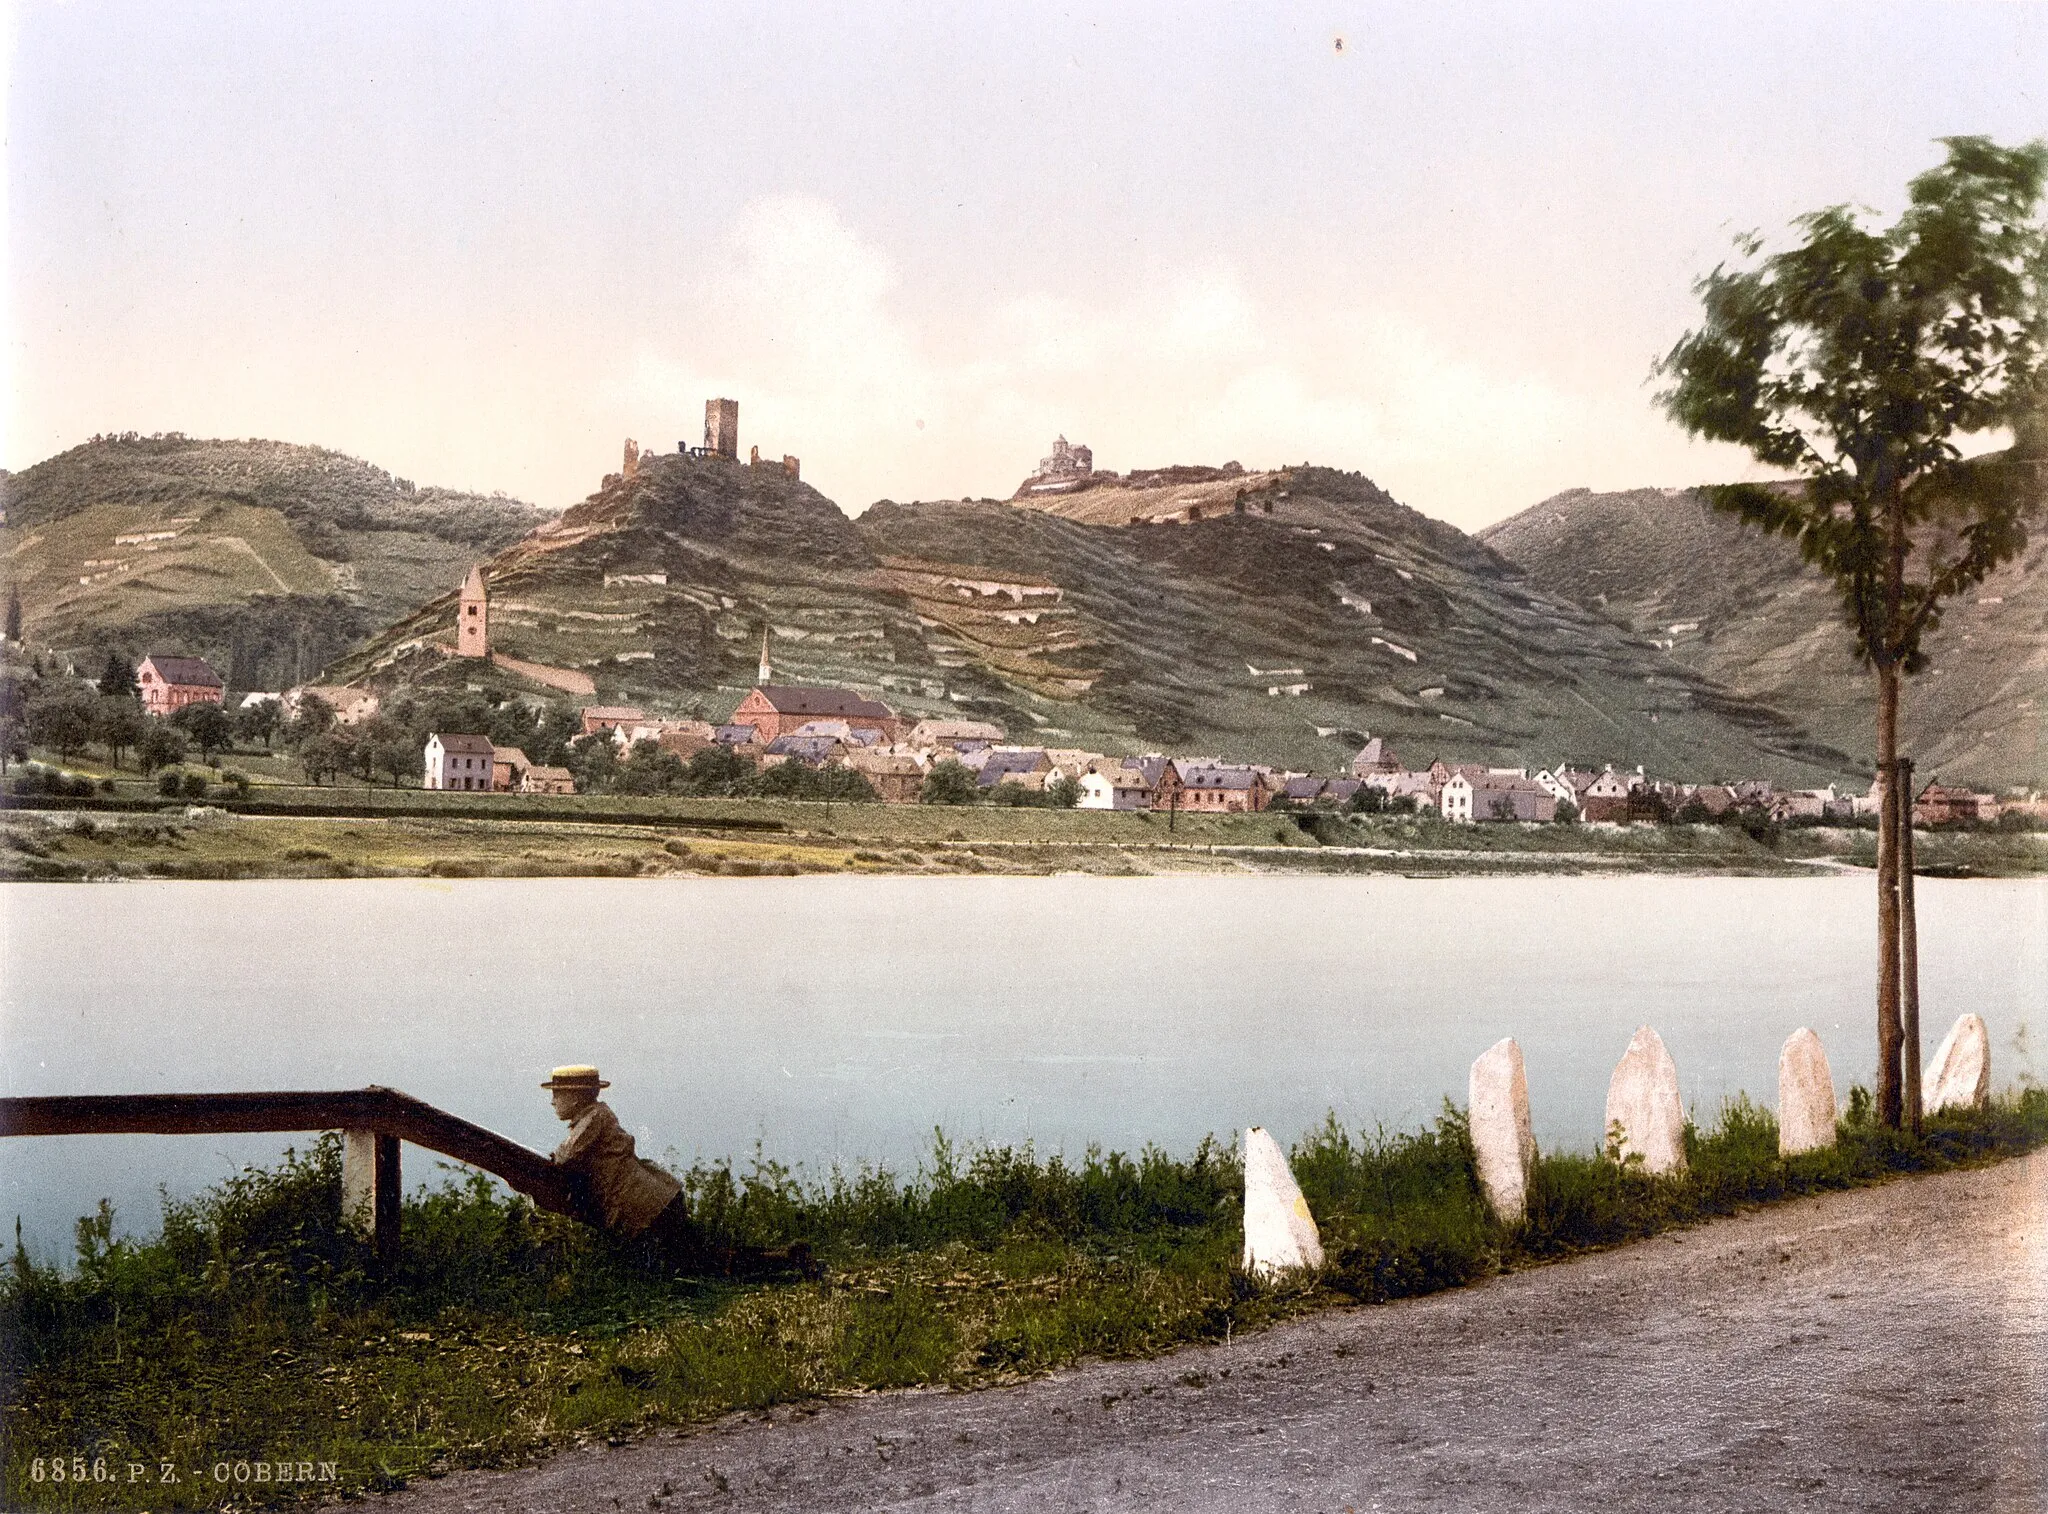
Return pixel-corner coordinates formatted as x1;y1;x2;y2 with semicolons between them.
136;654;224;718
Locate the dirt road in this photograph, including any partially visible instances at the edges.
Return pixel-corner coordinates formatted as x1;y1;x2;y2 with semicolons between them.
393;1151;2046;1513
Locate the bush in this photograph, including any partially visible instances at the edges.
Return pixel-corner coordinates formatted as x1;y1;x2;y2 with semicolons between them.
156;769;182;797
181;771;210;800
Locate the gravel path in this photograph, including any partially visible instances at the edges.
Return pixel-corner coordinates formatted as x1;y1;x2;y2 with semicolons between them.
391;1151;2046;1513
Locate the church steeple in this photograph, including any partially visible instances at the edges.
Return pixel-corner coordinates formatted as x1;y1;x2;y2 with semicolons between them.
756;624;772;685
457;564;489;659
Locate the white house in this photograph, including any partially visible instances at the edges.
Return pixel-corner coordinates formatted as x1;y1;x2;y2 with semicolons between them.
1440;772;1475;823
424;732;495;791
1078;768;1155;810
1532;769;1577;806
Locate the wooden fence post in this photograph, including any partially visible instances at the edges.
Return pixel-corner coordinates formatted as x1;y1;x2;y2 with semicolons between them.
342;1127;401;1264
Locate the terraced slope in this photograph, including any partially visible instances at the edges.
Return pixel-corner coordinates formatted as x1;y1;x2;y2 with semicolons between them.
1482;486;2048;789
332;452;1854;783
0;437;548;688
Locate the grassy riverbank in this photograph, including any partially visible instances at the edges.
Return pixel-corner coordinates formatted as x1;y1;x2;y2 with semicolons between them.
11;797;2041;881
5;1089;2045;1509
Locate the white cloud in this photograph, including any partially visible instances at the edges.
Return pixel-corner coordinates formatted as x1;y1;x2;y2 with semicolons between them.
605;195;1687;526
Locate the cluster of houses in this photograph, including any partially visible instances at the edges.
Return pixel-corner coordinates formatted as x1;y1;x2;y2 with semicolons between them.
105;655;2048;825
528;684;2048;826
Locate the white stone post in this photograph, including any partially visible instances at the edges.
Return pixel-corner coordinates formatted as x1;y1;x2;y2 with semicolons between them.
1923;1014;1991;1114
1468;1037;1536;1224
1241;1126;1324;1279
1776;1028;1837;1156
1604;1026;1688;1175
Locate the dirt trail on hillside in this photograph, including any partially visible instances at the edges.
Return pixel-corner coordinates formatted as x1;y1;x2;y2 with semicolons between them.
391;1152;2046;1513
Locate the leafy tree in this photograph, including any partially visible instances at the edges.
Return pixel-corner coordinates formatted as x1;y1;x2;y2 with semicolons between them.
1552;798;1579;825
1658;135;2048;1128
1046;772;1082;809
235;698;282;751
682;744;756;797
136;722;187;775
97;652;137;699
171;701;234;760
4;583;20;644
286;693;336;745
93;696;148;768
373;738;415;788
919;758;979;806
614;739;687;795
297;733;349;786
567;733;620;793
25;688;95;759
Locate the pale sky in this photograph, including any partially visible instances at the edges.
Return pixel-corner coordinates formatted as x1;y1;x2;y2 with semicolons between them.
7;3;2045;529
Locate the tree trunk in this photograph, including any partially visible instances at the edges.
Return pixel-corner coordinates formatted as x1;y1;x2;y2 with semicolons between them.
1874;664;1904;1127
1898;754;1922;1133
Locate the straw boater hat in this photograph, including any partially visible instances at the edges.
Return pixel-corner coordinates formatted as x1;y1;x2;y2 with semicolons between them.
541;1064;610;1090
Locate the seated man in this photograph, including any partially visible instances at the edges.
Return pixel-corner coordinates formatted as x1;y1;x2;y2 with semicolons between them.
542;1065;690;1251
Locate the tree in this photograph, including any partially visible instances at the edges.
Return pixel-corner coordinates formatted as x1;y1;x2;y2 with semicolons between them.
136;723;187;775
919;758;979;805
98;652;137;699
4;583;20;644
25;688;96;759
1658;136;2048;1129
1046;773;1082;809
93;696;148;768
171;701;234;761
297;733;348;786
236;698;281;751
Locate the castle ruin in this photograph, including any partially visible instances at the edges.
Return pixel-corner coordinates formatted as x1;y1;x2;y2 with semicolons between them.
705;398;740;460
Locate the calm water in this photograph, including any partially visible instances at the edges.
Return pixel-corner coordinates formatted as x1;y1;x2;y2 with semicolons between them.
2;874;2043;1254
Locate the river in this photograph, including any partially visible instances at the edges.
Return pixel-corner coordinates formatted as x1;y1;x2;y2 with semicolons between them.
2;874;2042;1254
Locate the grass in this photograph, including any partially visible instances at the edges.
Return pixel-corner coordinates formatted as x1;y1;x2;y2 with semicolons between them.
4;1088;2044;1509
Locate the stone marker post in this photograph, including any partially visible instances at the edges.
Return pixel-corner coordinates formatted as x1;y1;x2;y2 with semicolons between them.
1923;1013;1991;1114
1242;1126;1324;1279
1604;1026;1688;1175
1776;1028;1837;1156
1468;1037;1536;1224
341;1127;401;1265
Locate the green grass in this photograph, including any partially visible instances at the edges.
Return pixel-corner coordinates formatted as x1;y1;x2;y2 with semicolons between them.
5;1088;2044;1508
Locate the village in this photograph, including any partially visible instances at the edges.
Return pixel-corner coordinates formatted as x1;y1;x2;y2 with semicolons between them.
93;623;2043;831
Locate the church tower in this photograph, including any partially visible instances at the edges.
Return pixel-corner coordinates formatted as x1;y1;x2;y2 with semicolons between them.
457;564;489;659
756;624;772;685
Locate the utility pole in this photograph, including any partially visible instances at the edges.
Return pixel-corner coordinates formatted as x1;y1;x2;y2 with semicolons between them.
1897;757;1921;1133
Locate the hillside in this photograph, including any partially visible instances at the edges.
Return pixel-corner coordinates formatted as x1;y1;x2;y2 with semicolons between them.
331;450;1855;783
1481;486;2048;790
0;436;549;688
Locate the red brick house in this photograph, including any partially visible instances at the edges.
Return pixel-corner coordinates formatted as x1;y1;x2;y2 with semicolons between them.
136;654;225;718
1157;761;1271;814
728;686;902;744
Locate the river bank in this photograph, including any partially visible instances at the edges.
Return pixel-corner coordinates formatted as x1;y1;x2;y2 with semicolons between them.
378;1146;2048;1514
4;800;2042;882
4;1095;2043;1510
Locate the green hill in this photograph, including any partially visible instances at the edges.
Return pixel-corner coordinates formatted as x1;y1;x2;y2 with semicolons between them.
0;435;549;689
1480;485;2047;790
330;450;1856;783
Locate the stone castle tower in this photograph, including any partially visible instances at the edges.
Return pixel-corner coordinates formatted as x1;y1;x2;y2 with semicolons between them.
705;398;739;460
457;564;489;659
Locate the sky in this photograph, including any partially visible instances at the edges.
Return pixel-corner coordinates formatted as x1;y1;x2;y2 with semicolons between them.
6;2;2046;530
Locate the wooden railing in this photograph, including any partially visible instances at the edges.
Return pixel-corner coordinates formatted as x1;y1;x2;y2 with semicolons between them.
0;1087;598;1262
